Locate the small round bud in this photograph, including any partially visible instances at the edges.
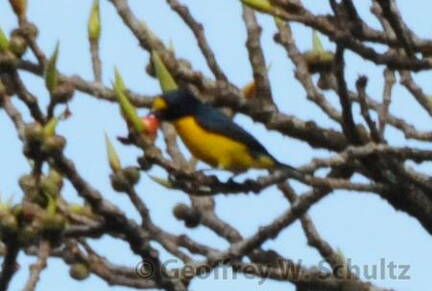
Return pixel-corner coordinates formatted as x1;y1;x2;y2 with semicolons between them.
0;213;18;235
22;183;47;207
47;169;63;190
122;167;140;185
18;225;40;246
110;173;129;192
173;203;189;220
19;174;38;196
69;263;90;281
41;213;66;238
41;135;66;154
52;81;75;103
24;122;44;143
303;50;334;74
41;177;60;199
9;34;27;57
19;22;38;39
0;50;18;68
173;204;201;228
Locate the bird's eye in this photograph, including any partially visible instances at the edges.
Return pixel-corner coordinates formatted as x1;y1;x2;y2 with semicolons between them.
152;97;168;112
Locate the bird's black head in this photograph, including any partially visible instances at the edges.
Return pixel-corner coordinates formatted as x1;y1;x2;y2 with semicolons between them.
151;89;201;121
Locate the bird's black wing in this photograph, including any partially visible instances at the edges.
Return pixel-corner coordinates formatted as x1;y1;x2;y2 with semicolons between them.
195;104;273;158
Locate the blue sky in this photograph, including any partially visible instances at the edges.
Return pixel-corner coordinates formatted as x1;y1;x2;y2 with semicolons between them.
0;0;431;290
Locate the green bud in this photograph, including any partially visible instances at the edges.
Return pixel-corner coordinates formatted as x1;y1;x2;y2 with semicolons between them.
47;169;63;189
0;50;18;68
9;33;27;57
241;0;274;14
303;31;334;74
0;26;10;52
24;122;44;143
19;174;38;196
41;177;60;200
68;204;95;219
151;50;178;92
19;175;48;206
18;224;40;246
88;0;101;42
149;175;173;188
312;31;324;53
43;117;59;137
68;204;83;213
303;50;334;73
113;68;145;133
122;166;140;185
0;213;18;234
0;197;13;214
69;263;90;281
20;22;38;39
45;42;60;93
104;134;122;172
110;172;129;193
41;135;66;154
41;212;66;234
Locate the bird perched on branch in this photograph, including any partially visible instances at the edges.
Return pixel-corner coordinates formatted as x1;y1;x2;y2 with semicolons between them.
151;89;300;175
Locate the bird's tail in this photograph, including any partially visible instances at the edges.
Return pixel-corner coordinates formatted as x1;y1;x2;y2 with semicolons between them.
273;161;305;179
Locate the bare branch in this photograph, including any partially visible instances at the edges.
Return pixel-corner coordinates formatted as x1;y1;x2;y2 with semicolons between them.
23;240;50;291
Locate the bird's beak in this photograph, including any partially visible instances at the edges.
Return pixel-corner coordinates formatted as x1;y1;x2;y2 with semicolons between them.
151;96;168;118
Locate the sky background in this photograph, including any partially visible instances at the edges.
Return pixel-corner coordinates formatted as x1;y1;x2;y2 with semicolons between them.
0;0;431;290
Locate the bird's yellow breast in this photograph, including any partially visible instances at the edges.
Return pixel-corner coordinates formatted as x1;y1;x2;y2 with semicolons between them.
173;116;274;172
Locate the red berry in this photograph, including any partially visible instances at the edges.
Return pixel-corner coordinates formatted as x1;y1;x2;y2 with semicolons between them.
142;114;159;140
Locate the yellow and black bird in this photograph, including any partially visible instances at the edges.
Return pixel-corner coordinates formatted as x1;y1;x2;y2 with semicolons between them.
151;89;298;174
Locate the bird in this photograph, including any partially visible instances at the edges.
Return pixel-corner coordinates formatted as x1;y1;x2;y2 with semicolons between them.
151;89;300;175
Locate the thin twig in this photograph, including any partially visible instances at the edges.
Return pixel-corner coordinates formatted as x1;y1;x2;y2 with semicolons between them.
166;0;228;82
355;76;381;142
379;69;395;137
242;5;274;104
23;240;50;291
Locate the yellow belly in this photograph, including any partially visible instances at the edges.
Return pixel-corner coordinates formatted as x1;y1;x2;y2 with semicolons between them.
173;116;274;172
